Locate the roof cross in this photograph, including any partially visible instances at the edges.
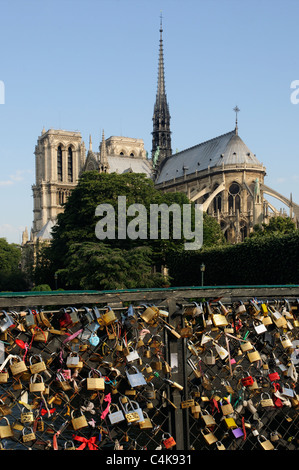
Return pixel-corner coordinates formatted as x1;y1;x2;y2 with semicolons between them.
233;105;240;134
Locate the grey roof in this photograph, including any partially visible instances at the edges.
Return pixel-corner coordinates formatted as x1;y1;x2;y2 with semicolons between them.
107;155;152;176
156;130;262;184
36;219;56;240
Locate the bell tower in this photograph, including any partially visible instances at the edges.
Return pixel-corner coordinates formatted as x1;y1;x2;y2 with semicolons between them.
152;14;172;173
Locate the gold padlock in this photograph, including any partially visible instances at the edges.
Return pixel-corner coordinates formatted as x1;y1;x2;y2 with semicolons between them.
22;427;36;443
138;412;153;429
71;410;88;430
0;417;13;438
87;370;105;391
125;411;140;423
29;354;47;374
9;356;28;376
29;374;46;393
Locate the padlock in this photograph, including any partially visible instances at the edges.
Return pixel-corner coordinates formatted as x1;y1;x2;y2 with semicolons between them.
0;310;14;332
280;334;292;349
150;355;163;370
69;307;80;325
108;404;126;424
205;349;216;365
56;372;72;391
258;435;275;450
247;347;261;363
212;313;228;327
126;346;140;363
253;319;267;335
71;410;88;430
64;440;76;450
240;340;253;352
124;400;144;423
102;306;117;326
9;355;28;376
139;411;153;429
221;400;234;416
216;441;226;450
87;369;105;391
33;329;48;342
144;382;156;400
241;375;255;387
29;354;47;374
125;366;147;388
120;398;142;424
144;363;152;374
0;369;9;383
181;399;195;409
190;398;201;412
140;305;159;324
224;417;237;429
236;301;246;314
21;407;34;424
66;353;83;369
187;358;202;378
162;433;176;449
0;417;13;438
260;393;274;408
22;427;36;443
268;371;280;381
201;428;218;445
232;427;244;438
29;374;46;393
201;409;216;427
24;309;36;328
270;309;287;328
281;383;295;398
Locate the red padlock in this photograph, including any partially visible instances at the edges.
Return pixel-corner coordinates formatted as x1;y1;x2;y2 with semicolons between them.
162;433;176;449
268;372;280;381
241;375;254;387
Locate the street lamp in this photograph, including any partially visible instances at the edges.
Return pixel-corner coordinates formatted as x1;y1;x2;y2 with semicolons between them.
54;272;58;290
200;263;205;286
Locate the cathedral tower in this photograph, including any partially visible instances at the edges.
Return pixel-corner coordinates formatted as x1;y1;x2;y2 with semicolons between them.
152;15;172;172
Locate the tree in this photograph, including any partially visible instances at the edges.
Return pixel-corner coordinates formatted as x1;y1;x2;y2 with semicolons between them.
0;238;29;291
250;216;296;238
45;171;225;289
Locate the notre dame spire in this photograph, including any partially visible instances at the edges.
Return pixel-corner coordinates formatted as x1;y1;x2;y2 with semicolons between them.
152;14;172;173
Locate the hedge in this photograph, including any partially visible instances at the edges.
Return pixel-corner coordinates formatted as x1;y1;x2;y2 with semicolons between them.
166;231;299;286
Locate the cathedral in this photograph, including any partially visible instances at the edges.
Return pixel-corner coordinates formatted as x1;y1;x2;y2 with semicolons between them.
22;17;299;251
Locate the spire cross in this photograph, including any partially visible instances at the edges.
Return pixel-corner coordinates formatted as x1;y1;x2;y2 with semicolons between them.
233;105;240;125
233;105;240;134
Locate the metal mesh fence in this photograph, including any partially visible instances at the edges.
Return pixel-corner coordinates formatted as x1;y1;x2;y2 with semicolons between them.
0;304;173;450
0;292;299;451
176;299;299;450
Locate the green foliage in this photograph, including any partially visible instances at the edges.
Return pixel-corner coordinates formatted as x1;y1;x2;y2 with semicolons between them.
31;284;52;291
167;230;299;286
45;172;224;290
0;238;29;291
250;216;296;238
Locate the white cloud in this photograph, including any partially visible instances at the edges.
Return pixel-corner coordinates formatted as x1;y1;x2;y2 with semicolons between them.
0;169;33;187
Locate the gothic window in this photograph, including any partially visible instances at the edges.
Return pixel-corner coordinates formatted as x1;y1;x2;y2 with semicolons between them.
68;147;73;183
228;182;241;213
57;146;63;182
213;184;222;213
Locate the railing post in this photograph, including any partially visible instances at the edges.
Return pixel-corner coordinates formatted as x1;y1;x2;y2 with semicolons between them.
166;296;186;450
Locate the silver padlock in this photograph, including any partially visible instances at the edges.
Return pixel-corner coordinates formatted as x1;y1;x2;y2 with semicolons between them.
0;311;14;332
125;366;147;388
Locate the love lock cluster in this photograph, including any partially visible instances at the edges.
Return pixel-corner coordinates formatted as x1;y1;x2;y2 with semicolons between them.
0;304;180;450
177;299;299;450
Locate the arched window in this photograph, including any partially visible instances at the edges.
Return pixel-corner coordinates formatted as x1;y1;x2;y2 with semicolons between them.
68;147;73;182
228;182;241;213
57;146;63;182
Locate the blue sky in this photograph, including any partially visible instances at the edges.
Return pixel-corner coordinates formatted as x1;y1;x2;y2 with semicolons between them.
1;0;299;244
